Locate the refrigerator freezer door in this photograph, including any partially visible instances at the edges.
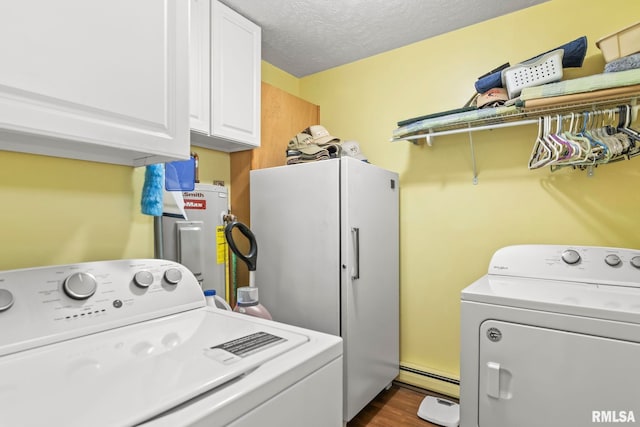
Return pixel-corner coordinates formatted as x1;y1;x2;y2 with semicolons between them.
250;158;400;422
340;157;400;421
250;161;341;336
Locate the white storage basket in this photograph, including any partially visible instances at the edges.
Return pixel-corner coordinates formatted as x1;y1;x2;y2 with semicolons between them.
501;49;564;99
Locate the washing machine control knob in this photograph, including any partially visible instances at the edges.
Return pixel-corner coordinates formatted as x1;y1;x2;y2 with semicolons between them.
604;254;621;267
561;249;581;265
0;289;15;312
631;256;640;269
164;268;182;285
133;270;154;288
63;272;98;300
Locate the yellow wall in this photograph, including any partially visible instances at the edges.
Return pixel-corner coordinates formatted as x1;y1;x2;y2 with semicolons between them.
298;0;640;396
1;0;639;398
0;147;229;270
262;61;301;97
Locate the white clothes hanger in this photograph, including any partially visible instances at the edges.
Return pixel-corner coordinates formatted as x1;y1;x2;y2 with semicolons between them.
528;117;552;169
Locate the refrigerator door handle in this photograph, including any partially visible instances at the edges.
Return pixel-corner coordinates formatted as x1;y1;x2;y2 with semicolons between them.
351;227;360;280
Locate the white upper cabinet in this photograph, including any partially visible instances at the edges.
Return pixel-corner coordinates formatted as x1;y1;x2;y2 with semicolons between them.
190;0;262;152
0;1;190;166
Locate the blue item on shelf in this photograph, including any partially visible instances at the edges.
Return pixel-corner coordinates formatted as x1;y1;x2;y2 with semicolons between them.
605;52;640;73
475;36;588;94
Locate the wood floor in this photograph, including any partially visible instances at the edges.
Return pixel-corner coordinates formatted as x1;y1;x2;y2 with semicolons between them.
347;383;458;427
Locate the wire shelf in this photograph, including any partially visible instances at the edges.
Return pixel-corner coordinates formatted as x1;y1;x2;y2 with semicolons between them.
392;93;640;145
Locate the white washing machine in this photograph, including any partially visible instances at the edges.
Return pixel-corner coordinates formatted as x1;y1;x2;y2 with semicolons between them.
460;245;640;427
0;259;343;427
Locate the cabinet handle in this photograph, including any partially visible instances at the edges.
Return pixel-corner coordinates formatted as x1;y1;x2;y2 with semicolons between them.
351;227;360;280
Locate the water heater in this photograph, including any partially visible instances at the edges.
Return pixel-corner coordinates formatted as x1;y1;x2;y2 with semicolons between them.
162;183;229;298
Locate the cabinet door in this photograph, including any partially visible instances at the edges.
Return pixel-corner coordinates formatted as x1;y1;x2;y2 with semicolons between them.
190;0;261;152
189;0;211;134
210;0;261;150
211;1;262;148
0;0;190;166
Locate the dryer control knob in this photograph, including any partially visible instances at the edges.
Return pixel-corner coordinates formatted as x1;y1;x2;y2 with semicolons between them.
133;270;154;288
0;289;15;312
164;268;182;285
63;272;98;300
631;256;640;269
561;249;581;265
604;254;621;267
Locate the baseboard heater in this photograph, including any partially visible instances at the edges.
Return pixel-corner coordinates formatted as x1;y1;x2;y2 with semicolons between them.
400;365;460;386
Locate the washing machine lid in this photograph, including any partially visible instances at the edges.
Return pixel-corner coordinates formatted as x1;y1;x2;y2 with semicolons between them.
462;274;640;324
0;308;310;427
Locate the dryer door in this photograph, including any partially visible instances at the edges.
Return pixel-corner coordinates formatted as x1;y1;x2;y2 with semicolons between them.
479;320;640;427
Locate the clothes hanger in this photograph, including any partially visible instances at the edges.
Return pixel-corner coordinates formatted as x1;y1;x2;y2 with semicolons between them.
581;111;609;164
606;108;630;159
563;112;590;164
549;114;589;171
529;116;552;169
617;105;640;146
593;110;619;159
547;115;569;172
620;105;640;158
547;115;573;164
542;115;563;165
530;105;640;173
611;108;632;155
558;112;598;170
551;113;581;171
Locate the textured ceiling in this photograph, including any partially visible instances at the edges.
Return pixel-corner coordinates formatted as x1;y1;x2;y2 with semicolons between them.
219;0;549;77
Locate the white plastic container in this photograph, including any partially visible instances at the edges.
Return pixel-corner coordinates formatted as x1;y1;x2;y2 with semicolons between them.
234;287;272;320
204;289;232;311
501;49;564;99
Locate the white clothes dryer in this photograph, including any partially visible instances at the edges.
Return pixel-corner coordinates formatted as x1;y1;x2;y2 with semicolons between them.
0;259;343;427
460;245;640;427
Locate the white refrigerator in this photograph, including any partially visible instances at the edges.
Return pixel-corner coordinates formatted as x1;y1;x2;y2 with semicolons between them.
250;157;399;421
